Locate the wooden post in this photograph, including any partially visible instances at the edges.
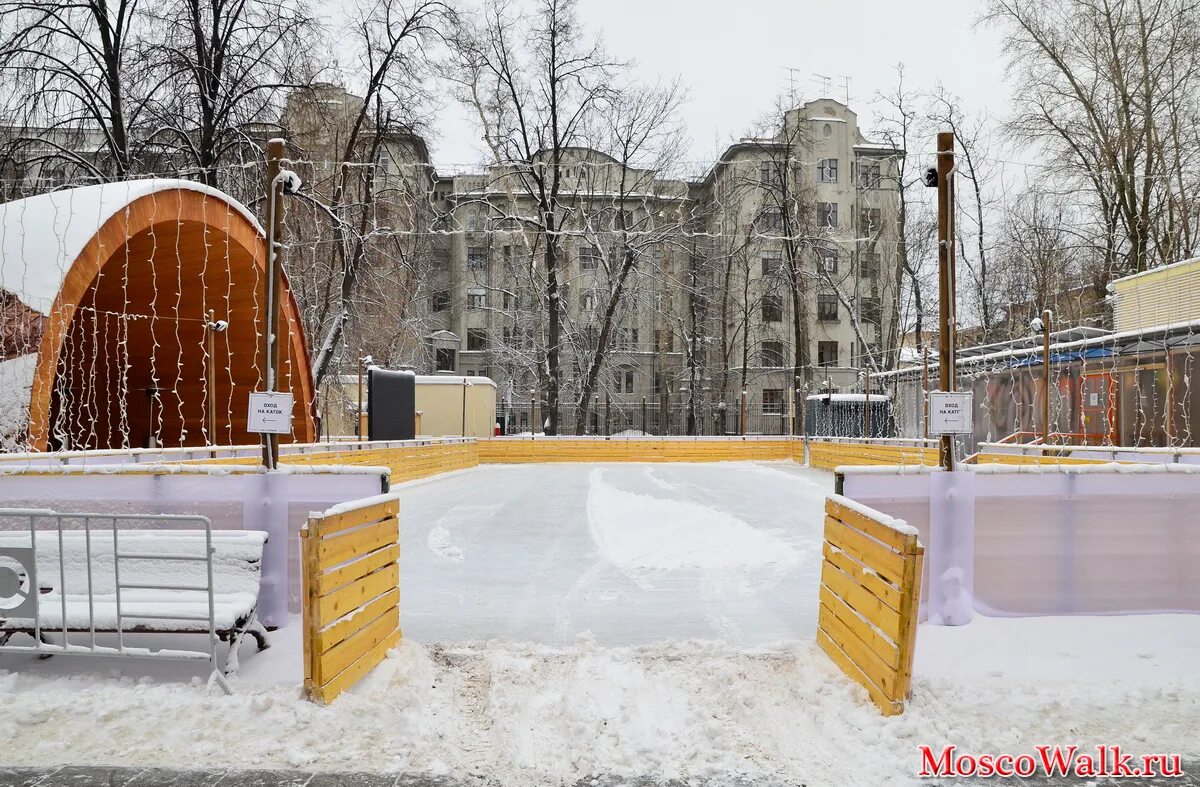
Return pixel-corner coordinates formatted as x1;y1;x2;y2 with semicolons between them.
922;349;930;440
740;389;748;435
641;396;647;435
206;310;217;453
604;392;611;436
1042;309;1052;445
262;139;286;469
357;349;364;440
936;131;956;471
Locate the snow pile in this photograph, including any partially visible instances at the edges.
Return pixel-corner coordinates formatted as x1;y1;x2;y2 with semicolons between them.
426;524;464;562
585;468;799;581
1;631;1197;784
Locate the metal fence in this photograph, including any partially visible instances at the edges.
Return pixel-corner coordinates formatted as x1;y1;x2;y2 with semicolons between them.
497;398;800;437
0;509;232;693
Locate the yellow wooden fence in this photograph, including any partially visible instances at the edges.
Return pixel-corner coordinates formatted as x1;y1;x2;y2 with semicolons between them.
477;438;799;464
301;494;402;704
807;440;939;471
817;495;924;716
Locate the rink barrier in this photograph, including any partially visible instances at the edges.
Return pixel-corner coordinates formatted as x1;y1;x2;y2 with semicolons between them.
817;495;924;717
477;436;799;463
191;438;480;485
807;438;939;471
301;494;402;704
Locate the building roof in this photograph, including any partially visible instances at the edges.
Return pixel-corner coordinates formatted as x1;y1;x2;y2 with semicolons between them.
0;179;263;316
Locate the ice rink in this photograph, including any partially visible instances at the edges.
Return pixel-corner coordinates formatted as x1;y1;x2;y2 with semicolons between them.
398;461;832;646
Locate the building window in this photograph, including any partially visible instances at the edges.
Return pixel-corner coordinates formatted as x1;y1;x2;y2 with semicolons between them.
581;289;599;311
467;289;486;310
817;294;839;322
760;160;783;186
614;327;639;351
761;252;783;276
465;212;485;232
818;247;839;275
761;294;783;323
502;290;517;310
758;208;784;233
858;162;881;189
861;297;882;325
817;202;838;229
467;329;488;351
613;366;635;393
762;388;784;415
431;290;451;312
579;245;602;270
859;253;880;278
859;207;882;234
817;158;838;183
655;329;674;352
818;341;839;367
467;247;488;270
761;340;784;367
435;347;456;371
376;148;391;176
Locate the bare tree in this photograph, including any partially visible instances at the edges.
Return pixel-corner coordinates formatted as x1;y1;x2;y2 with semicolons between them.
985;0;1200;280
141;0;316;187
0;0;150;179
451;0;615;434
305;0;452;389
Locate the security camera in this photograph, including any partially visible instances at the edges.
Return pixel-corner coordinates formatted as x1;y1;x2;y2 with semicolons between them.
922;166;939;188
1028;316;1044;334
207;319;229;333
279;169;302;195
362;354;375;366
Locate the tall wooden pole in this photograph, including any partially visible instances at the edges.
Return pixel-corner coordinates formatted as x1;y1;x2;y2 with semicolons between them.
262;139;286;468
1042;309;1052;445
922;349;930;440
936;131;956;471
357;349;364;440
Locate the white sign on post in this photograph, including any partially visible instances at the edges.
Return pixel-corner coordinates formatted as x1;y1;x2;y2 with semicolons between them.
928;391;974;435
247;392;294;435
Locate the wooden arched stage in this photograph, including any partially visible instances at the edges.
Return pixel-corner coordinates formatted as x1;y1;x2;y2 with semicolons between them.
18;183;315;451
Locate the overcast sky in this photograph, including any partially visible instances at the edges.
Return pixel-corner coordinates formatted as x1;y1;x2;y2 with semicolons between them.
428;0;1012;172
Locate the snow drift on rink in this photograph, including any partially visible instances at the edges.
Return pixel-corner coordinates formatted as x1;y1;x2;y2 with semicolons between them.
1;630;1198;785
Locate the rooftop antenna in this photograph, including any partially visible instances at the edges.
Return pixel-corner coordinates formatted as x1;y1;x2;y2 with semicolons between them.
782;67;803;107
811;73;831;98
839;75;852;105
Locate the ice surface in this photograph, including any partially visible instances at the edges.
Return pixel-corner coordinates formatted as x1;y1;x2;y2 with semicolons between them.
398;461;830;646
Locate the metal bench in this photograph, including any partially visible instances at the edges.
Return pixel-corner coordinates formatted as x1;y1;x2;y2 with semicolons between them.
0;510;270;692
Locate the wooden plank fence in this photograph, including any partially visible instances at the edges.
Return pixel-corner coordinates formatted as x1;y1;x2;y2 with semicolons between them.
817;495;924;716
301;494;402;704
808;440;939;471
477;437;799;464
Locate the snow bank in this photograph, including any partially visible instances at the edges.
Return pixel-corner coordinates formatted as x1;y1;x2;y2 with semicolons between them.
1;629;1197;784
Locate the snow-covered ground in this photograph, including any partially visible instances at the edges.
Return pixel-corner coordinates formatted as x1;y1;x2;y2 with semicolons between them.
1;461;1198;784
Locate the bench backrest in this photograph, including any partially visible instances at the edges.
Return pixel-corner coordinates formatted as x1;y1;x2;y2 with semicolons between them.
0;529;267;598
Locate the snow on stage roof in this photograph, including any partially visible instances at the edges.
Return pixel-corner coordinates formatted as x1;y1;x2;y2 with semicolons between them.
0;179;264;316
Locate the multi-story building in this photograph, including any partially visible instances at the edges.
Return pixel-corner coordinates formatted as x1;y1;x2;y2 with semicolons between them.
421;98;903;434
693;99;903;428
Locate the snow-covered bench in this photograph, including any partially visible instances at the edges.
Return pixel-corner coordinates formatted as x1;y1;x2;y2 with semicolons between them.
0;529;270;674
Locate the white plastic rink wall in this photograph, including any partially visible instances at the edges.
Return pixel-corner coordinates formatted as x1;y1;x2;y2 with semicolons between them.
840;465;1200;621
0;465;388;625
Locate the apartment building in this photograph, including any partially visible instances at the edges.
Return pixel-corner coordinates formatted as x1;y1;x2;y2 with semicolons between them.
693;98;903;423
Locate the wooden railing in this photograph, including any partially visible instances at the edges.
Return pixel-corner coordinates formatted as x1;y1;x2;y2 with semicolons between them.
301;494;401;704
817;495;924;716
477;436;799;464
807;438;939;471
